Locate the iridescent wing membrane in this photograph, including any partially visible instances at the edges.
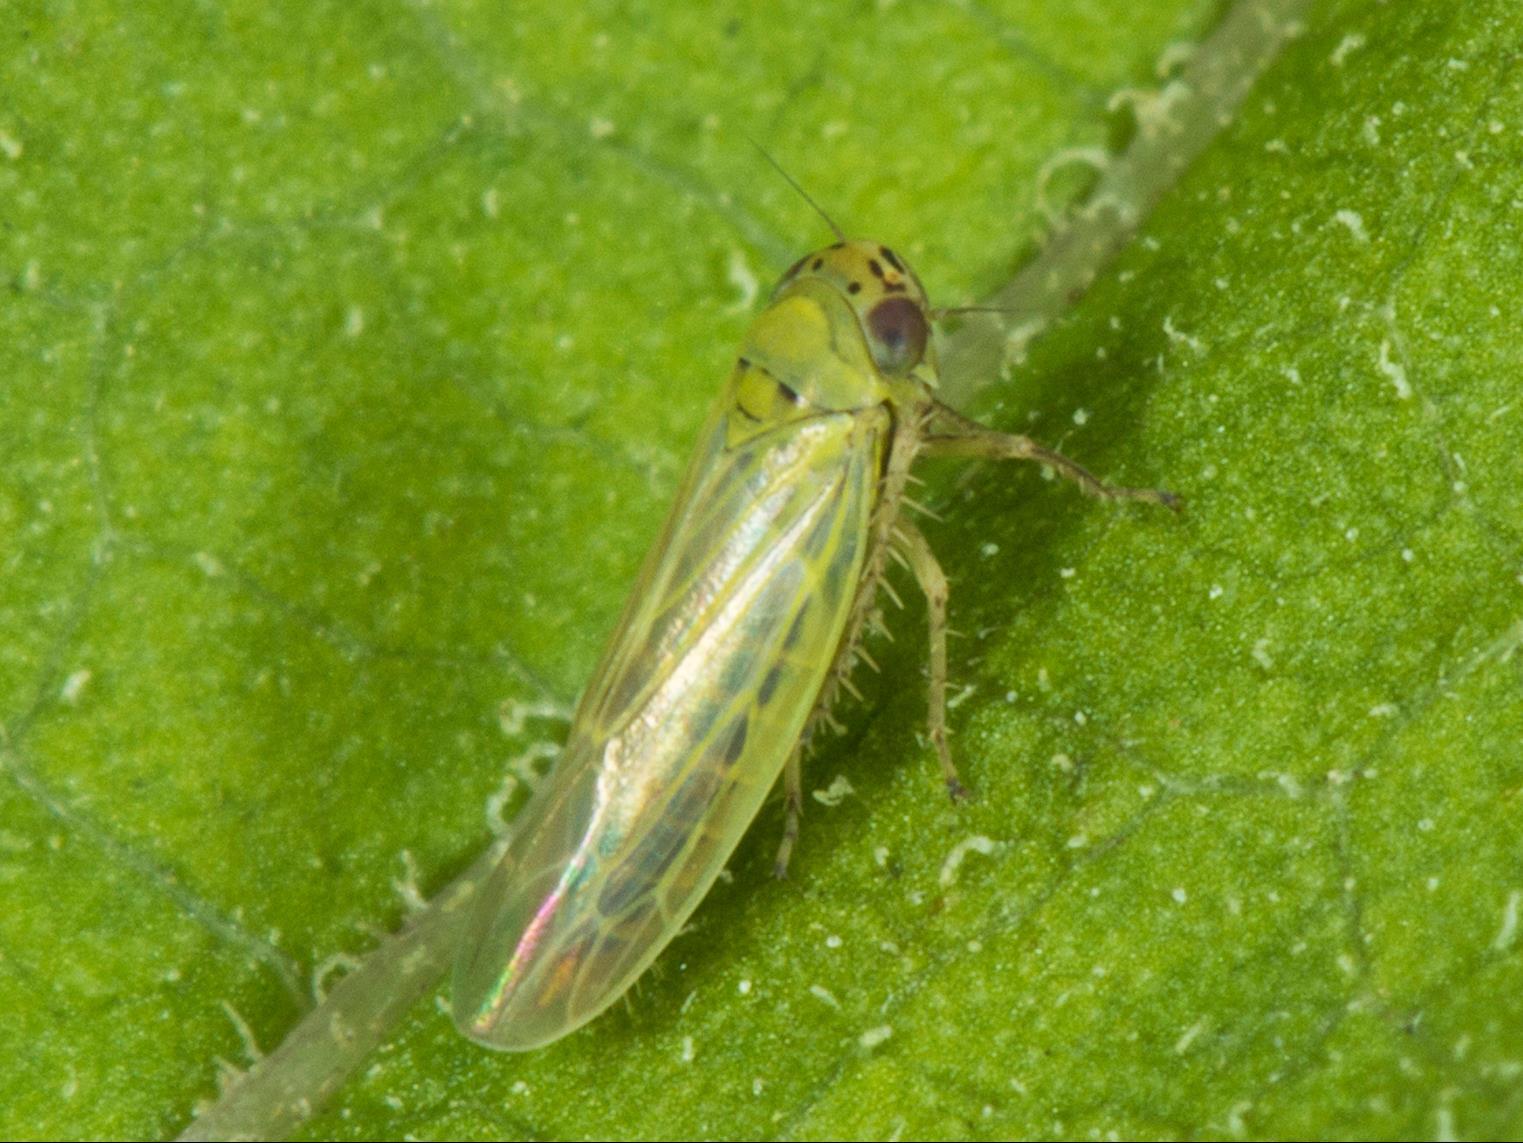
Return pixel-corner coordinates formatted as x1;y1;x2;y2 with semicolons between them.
454;369;889;1050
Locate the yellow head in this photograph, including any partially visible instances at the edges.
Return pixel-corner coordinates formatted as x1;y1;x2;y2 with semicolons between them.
772;240;932;377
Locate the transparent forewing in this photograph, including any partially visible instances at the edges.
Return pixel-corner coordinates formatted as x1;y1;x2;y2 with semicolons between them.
454;401;888;1050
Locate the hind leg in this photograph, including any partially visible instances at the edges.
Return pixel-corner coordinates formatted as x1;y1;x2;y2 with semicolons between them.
773;747;804;878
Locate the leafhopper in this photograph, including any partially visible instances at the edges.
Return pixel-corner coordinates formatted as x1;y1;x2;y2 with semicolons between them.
453;220;1176;1051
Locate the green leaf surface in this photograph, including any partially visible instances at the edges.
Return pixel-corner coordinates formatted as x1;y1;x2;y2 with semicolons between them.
4;1;1520;1139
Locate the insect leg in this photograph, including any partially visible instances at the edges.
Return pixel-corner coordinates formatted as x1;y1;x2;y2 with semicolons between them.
893;519;970;802
920;401;1180;510
774;746;805;878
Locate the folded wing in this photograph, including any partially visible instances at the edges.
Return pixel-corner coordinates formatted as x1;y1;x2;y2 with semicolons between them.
454;400;888;1050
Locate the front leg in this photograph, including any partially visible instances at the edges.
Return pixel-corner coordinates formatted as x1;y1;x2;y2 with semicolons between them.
920;401;1181;510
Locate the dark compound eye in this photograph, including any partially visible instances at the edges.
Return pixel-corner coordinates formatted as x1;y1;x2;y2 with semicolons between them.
865;296;928;374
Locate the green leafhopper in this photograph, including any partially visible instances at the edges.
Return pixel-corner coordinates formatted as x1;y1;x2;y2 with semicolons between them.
453;219;1177;1051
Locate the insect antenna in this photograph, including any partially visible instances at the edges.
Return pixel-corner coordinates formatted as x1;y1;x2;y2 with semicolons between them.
749;137;846;242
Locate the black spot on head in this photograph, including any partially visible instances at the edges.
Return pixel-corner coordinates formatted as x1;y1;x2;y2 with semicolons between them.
776;379;803;405
880;246;904;273
829;241;845;250
868;258;884;279
812;257;823;271
847;281;862;294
